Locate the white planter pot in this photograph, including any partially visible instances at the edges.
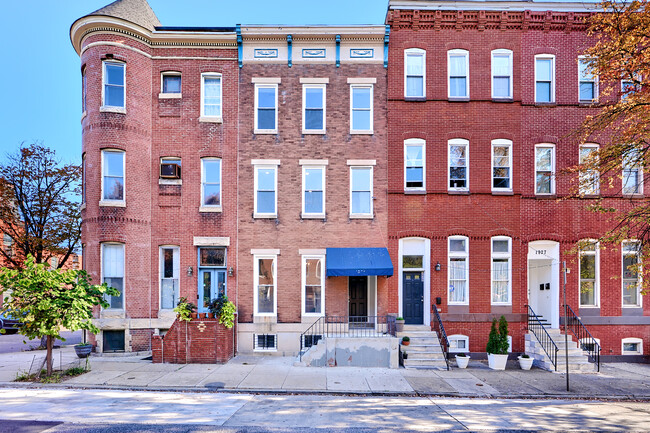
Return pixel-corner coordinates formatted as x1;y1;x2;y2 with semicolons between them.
455;355;470;369
487;353;508;370
518;356;534;370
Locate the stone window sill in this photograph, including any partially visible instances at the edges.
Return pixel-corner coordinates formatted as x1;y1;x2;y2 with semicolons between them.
100;106;126;114
159;179;182;185
199;206;222;213
159;93;182;99
199;116;222;124
99;200;126;208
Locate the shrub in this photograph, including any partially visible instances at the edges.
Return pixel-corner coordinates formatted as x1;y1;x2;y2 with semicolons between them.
486;315;509;355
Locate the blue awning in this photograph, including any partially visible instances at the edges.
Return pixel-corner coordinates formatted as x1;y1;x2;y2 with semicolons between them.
326;248;394;277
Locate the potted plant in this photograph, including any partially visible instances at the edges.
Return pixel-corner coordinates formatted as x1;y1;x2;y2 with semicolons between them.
207;295;237;329
173;297;196;322
402;350;408;360
74;343;92;359
395;317;405;333
486;315;509;370
455;352;469;369
518;353;534;370
401;336;410;346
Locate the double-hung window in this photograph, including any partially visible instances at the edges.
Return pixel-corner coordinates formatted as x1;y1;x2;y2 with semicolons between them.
349;164;373;218
404;48;425;98
579;240;599;307
404;139;425;191
301;163;326;218
622;241;641;307
253;162;279;218
535;144;555;195
102;243;124;309
492;139;512;191
448;50;469;99
201;73;222;120
578;57;597;102
161;72;181;95
621;75;640;101
350;82;373;133
535;55;555;103
254;81;279;133
491;237;511;305
491;49;512;99
623;149;643;195
102;60;125;109
579;145;600;195
448;139;469;191
302;83;326;133
101;149;125;204
160;246;180;310
302;255;325;316
201;158;222;210
254;255;277;316
448;236;469;305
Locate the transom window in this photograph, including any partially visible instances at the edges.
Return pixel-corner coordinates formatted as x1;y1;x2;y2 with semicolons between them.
492;139;512;191
161;72;181;94
201;158;221;208
103;60;125;109
448;50;469;99
102;242;124;309
491;237;511;305
448;236;469;305
491;49;512;99
350;85;373;133
302;255;325;316
622;241;641;307
201;73;222;118
302;165;325;217
101;149;125;203
254;165;278;217
405;48;425;98
448;139;469;191
160;246;180;310
350;166;373;217
535;145;555;195
254;255;277;316
579;145;600;195
405;139;425;191
578;57;597;102
303;84;326;133
579;240;599;307
535;55;555;103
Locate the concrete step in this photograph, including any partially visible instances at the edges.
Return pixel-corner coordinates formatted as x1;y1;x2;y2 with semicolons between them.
402;325;432;332
406;344;443;353
397;331;438;338
404;358;449;369
405;339;441;346
403;351;444;360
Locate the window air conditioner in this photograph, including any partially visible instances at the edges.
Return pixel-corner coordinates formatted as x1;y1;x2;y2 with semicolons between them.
160;163;181;179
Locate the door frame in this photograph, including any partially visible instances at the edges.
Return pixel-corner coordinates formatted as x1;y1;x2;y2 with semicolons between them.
403;271;425;325
527;240;560;329
348;275;369;319
398;238;430;325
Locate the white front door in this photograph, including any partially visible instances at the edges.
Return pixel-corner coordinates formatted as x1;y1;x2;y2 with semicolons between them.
527;241;560;329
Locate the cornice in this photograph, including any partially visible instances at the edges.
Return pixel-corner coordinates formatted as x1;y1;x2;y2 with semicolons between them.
388;0;601;13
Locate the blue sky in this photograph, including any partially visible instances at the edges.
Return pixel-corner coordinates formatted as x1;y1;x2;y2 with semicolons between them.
1;0;386;165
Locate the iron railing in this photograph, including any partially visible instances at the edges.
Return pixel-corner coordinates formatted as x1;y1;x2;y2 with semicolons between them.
432;307;450;370
563;304;601;372
299;315;397;361
526;305;559;371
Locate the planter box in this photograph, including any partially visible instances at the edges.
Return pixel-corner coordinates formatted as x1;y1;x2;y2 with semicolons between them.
74;344;92;359
455;355;469;369
487;353;508;370
395;320;405;333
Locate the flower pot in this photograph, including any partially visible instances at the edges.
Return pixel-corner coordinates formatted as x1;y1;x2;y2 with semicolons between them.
402;351;408;360
455;355;470;369
401;340;410;346
207;313;215;319
199;313;207;319
190;313;198;319
395;319;405;333
487;353;508;370
74;344;92;359
518;355;534;370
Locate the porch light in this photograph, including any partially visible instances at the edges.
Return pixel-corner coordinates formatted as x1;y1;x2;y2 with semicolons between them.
435;262;441;271
186;266;193;277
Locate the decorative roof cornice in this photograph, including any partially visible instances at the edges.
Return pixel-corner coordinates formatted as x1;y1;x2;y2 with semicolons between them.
388;0;601;13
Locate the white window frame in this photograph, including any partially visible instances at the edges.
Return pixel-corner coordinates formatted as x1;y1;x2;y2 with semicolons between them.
579;144;600;196
578;56;598;103
254;254;277;317
448;334;469;353
535;144;556;195
200;158;222;212
301;165;326;218
622;240;642;308
254;83;278;134
448;236;469;306
448;49;470;99
159;245;180;310
404;138;426;192
404;48;426;98
253;163;279;218
623;148;643;196
302;83;326;134
349;84;373;134
491;49;513;99
101;60;126;111
100;242;125;311
535;54;555;104
491;236;512;306
622;337;643;355
254;334;278;352
301;254;326;317
448;139;469;192
100;149;125;206
200;72;222;122
491;139;512;192
160;71;182;97
578;240;599;308
349;165;374;219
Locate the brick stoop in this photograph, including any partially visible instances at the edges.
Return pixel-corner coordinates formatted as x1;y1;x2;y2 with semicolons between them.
152;315;237;364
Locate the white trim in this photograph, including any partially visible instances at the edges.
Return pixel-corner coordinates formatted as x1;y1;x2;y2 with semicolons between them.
300;77;329;84
404;138;426;192
253;164;278;218
253;334;278;352
251;249;280;255
160;71;181;96
254;83;278;134
251;159;281;165
579;143;600;195
349;83;374;134
491;236;512;306
301;164;326;218
253;254;278;317
398;237;431;325
200;157;222;210
447;49;469;99
534;144;556;195
578;240;600;308
159;245;180;311
100;242;125;311
622;148;643;196
347;77;377;84
298;249;327;255
491;49;513;99
404;48;426;98
194;237;230;247
578;56;598;103
622;240;642;308
101;60;126;110
448;139;469;192
349;165;373;218
200;72;223;119
491;139;512;192
252;77;281;84
299;159;328;166
159;93;182;99
448;236;469;306
448;334;469;353
100;149;126;205
302;83;326;134
347;159;376;166
301;254;326;317
622;337;643;355
534;54;555;103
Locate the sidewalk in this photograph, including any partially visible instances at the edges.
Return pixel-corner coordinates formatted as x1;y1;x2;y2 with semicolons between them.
3;349;650;399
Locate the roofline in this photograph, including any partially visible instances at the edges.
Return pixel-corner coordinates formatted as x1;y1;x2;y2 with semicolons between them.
155;26;236;32
388;0;602;12
241;25;387;37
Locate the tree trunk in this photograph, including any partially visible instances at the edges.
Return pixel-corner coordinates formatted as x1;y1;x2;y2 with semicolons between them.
46;335;53;376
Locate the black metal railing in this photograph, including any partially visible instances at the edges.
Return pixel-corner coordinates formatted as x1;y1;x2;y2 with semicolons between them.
432;307;450;370
526;305;559;371
563;304;601;372
299;315;397;361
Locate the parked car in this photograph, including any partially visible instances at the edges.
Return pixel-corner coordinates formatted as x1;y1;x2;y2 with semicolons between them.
0;313;22;334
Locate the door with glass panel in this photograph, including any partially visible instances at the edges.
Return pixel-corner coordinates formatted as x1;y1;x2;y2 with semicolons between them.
197;247;227;313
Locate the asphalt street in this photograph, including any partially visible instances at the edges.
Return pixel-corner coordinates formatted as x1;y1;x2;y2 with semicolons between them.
0;331;82;354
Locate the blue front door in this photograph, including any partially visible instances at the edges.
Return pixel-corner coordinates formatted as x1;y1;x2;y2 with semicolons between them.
198;269;226;313
403;272;424;325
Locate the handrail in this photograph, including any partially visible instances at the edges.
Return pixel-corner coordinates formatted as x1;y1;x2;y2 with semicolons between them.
526;305;559;371
432;307;450;371
299;316;325;362
563;304;601;372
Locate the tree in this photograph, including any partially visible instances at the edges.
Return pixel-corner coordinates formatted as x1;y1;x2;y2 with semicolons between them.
0;142;81;269
0;255;119;376
485;316;509;355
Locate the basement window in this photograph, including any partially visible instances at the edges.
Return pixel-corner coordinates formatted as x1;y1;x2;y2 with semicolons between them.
448;334;469;353
254;334;277;352
103;330;125;353
622;337;643;355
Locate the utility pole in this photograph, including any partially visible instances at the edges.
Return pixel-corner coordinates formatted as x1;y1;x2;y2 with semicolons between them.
563;261;570;392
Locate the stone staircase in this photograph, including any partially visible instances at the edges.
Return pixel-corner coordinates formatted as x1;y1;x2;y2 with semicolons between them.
525;318;596;373
398;325;448;370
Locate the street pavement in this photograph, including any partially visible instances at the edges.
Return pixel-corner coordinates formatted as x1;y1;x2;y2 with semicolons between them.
0;331;82;354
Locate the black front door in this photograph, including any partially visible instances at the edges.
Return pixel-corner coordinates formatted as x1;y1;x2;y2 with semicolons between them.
349;276;368;319
403;272;424;324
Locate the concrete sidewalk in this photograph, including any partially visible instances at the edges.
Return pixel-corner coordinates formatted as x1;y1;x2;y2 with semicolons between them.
3;350;650;399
